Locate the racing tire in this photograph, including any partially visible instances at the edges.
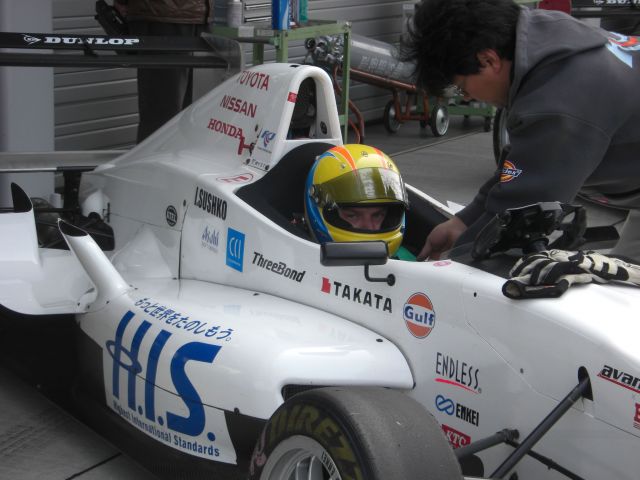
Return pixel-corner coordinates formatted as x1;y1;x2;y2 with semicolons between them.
429;105;449;137
248;387;462;480
383;100;402;133
492;107;510;164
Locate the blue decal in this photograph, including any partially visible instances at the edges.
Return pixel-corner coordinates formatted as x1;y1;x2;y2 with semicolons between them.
107;310;140;399
260;129;276;147
435;394;455;416
145;330;172;422
435;393;480;426
167;342;222;436
134;297;235;340
226;228;245;272
106;310;223;441
127;321;152;410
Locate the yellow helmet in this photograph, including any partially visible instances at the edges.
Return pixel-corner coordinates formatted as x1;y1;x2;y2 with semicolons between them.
304;144;408;255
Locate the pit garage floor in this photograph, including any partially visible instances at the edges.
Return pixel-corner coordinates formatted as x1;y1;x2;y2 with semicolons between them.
0;115;626;479
0;367;157;480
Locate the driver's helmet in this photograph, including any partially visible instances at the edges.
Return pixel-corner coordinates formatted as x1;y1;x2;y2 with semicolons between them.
304;144;409;255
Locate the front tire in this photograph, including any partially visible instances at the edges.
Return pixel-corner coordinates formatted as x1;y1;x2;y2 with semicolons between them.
248;387;462;480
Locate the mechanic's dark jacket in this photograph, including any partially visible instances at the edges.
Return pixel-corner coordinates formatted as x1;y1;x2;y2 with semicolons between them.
457;8;640;241
118;0;214;24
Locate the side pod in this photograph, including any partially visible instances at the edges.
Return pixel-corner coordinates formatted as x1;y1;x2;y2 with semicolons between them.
58;220;131;310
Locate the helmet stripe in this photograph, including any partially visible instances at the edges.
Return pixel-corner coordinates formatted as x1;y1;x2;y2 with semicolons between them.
331;146;357;170
372;147;386;168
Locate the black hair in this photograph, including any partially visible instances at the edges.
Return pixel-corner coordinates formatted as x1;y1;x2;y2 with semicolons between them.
400;0;520;95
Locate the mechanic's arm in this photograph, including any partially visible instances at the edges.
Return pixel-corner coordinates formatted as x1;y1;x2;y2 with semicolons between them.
417;215;468;260
417;171;499;261
484;112;609;215
419;111;610;260
462;112;609;254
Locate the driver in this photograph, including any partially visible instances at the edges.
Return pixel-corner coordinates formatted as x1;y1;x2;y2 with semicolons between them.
303;144;414;260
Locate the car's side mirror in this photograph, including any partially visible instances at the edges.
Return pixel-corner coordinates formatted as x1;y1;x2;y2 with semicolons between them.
320;241;394;286
320;241;388;266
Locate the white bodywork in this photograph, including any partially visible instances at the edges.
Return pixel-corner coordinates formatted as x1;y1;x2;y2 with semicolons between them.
1;63;639;478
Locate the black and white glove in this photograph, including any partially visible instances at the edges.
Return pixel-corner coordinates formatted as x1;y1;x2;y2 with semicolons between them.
568;250;640;284
502;249;640;299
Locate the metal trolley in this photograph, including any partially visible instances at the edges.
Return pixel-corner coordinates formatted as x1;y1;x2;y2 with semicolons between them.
306;33;493;142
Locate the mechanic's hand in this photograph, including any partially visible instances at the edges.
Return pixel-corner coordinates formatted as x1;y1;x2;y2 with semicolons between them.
417;216;467;261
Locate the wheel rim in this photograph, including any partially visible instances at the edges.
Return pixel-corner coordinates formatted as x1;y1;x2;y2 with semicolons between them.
385;102;402;132
497;109;509;151
260;435;342;480
431;106;449;136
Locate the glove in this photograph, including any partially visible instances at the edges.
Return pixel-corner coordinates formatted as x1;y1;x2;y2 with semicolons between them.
502;249;640;299
566;250;640;284
503;251;593;299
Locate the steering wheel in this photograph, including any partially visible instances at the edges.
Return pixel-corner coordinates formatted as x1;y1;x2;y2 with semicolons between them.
471;202;587;260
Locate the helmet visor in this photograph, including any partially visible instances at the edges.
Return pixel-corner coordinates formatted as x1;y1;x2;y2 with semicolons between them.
314;167;407;206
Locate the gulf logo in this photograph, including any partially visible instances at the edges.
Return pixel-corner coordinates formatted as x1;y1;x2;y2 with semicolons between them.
500;160;522;183
403;293;436;339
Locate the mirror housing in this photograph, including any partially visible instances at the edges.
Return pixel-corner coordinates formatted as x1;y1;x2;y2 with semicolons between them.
320;241;389;266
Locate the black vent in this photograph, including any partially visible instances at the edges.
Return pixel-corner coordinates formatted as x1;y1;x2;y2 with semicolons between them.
281;384;326;401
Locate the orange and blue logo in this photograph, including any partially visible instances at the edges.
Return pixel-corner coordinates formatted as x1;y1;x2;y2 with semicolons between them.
403;293;436;338
608;33;640;51
606;33;640;68
500;160;522;183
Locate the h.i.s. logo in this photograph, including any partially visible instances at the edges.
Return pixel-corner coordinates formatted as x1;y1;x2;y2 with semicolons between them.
104;310;233;461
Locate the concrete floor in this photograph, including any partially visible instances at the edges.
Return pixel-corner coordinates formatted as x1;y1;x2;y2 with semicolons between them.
0;367;157;480
0;113;626;479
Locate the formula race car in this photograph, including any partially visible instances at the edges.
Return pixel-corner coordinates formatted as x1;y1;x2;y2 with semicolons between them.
1;62;639;480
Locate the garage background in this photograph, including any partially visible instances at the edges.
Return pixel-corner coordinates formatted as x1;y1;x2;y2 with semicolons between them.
52;0;416;151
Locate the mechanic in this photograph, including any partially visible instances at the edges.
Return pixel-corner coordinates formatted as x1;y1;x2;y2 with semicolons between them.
113;0;214;142
401;0;640;261
303;144;416;260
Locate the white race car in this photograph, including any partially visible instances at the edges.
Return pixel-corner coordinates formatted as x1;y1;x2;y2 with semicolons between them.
2;62;639;480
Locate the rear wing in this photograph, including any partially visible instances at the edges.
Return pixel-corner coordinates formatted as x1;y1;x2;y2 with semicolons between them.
0;31;243;73
0;151;121;211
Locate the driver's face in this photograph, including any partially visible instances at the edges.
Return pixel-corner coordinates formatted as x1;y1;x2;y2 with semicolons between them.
338;206;388;231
